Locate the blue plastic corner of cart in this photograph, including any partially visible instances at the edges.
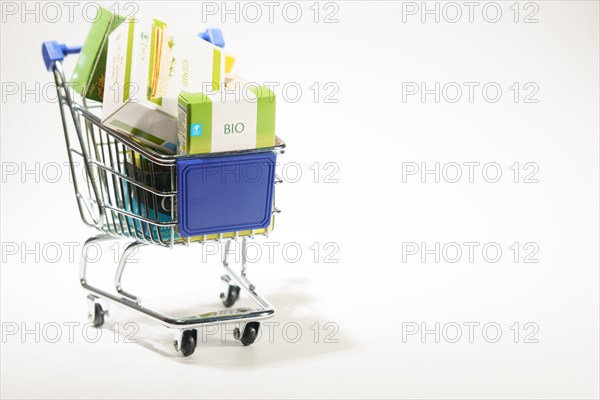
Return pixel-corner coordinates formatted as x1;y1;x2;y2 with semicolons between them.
177;152;276;237
198;29;225;48
42;41;81;71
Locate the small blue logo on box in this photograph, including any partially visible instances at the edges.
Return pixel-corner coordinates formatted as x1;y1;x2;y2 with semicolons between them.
191;124;202;137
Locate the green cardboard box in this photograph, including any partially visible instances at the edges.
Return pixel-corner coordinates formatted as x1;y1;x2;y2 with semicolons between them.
70;7;124;103
177;81;276;155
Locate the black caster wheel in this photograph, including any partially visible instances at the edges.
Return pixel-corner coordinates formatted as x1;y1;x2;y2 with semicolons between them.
91;303;105;328
239;322;260;346
220;284;240;308
175;329;197;357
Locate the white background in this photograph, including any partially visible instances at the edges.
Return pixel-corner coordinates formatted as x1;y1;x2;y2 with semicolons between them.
1;1;599;398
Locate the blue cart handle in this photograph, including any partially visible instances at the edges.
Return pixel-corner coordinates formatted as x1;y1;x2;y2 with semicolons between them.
42;41;82;71
198;28;225;48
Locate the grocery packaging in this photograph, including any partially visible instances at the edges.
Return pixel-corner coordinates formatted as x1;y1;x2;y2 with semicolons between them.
102;17;225;153
70;7;125;103
177;77;276;154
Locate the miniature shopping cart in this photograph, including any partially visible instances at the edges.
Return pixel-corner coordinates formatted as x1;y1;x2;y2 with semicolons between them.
42;41;284;356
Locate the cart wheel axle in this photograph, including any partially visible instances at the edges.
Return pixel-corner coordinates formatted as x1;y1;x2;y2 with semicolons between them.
235;322;260;346
221;284;241;308
175;329;197;357
90;302;106;328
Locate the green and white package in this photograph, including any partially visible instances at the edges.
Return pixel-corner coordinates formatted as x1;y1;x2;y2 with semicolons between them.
101;17;225;154
177;83;276;154
70;7;124;103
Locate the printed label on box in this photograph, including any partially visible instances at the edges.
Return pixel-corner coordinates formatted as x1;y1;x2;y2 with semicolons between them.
191;123;203;137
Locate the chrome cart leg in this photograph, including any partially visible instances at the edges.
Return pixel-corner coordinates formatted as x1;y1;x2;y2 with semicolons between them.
80;236;144;324
221;237;271;309
80;235;114;328
220;236;253;306
221;237;274;346
79;234;113;286
220;237;245;307
114;242;145;305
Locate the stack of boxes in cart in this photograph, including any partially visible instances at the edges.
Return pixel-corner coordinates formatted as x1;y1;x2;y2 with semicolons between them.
71;8;276;155
70;8;278;240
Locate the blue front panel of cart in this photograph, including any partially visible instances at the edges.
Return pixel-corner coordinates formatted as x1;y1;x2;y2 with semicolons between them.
177;152;276;237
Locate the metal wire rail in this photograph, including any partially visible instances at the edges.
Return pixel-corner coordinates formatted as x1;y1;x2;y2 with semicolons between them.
45;42;284;356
